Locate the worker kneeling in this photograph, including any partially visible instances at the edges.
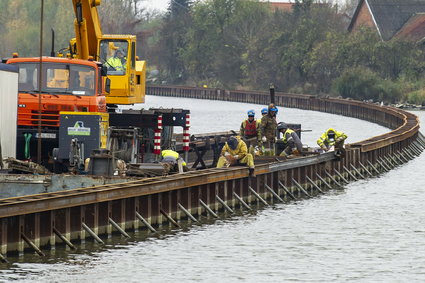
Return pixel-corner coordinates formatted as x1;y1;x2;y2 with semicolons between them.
161;149;189;173
317;128;347;157
216;136;255;176
277;122;303;158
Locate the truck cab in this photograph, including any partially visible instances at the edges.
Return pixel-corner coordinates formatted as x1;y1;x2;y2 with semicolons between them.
6;56;107;165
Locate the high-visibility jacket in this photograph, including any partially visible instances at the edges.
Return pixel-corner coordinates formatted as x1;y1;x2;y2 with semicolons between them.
240;119;261;140
280;129;303;152
221;136;248;160
317;128;347;148
107;57;125;71
161;150;186;166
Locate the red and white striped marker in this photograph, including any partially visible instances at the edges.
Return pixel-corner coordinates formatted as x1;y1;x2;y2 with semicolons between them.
154;115;163;155
183;114;190;151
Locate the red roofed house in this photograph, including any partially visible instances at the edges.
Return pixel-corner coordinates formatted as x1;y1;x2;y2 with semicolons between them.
348;0;425;42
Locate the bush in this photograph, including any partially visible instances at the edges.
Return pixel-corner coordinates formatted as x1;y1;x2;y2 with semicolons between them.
405;89;425;105
332;67;382;101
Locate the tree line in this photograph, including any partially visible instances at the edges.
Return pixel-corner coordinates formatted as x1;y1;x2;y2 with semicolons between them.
1;0;424;104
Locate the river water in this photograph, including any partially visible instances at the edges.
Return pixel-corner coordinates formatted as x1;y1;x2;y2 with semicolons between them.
1;96;424;282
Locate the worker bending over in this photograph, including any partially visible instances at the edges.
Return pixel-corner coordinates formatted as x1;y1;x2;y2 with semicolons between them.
277;122;303;158
317;128;347;157
161;149;189;173
216;136;255;176
240;109;261;147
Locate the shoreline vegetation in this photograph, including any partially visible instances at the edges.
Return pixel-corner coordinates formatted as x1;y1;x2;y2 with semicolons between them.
1;0;424;105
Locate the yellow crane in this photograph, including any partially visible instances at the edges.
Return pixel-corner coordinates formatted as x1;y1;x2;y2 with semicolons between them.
71;0;146;106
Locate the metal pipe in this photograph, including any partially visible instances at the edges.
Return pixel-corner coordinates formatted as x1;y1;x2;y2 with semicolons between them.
0;253;8;263
278;181;297;200
315;173;333;189
358;161;373;177
109;217;131;238
135;211;158;233
21;232;46;256
232;192;252;210
216;195;234;213
397;151;409;163
383;156;396;168
291;178;311;197
379;156;392;170
82;223;104;244
350;164;365;179
366;160;381;174
325;170;342;186
413;141;424;151
248;186;269;206
264;184;284;202
394;152;405;164
306;176;324;193
403;148;415;160
53;227;76;249
334;169;349;184
343;165;358;181
199;199;219;217
388;154;400;166
409;144;421;156
178;203;199;223
160;209;181;228
376;158;390;172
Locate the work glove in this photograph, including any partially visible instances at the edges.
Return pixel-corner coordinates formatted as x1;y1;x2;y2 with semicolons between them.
320;144;327;151
336;137;344;142
262;136;267;143
224;152;230;157
233;155;239;160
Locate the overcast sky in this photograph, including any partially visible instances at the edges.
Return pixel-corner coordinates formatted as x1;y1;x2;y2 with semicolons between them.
142;0;351;13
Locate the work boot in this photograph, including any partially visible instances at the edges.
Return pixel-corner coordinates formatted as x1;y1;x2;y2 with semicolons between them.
249;168;255;177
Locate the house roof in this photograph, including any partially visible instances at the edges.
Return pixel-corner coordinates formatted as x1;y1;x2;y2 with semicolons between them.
394;13;425;41
268;2;294;12
349;0;425;41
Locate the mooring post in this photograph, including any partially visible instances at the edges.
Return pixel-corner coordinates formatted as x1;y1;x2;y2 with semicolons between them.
135;212;157;233
232;192;252;210
306;176;324;193
21;233;45;256
178;203;199;223
278;180;297;200
349;164;364;179
216;195;235;213
343;165;358;181
325;171;343;186
264;184;284;202
53;227;76;250
248;186;269;205
160;209;181;228
109;218;131;238
315;173;333;190
199;199;219;218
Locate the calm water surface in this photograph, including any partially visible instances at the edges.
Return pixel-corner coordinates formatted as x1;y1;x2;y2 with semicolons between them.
1;96;424;282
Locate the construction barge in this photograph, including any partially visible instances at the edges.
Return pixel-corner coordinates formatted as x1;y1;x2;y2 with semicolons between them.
0;85;423;259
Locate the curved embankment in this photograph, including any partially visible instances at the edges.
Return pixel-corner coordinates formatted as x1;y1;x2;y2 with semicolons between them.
0;86;423;258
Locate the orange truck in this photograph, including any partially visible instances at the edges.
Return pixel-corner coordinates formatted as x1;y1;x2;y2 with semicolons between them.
6;56;108;165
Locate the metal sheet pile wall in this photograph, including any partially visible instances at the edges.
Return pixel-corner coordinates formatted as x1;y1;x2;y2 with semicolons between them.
0;86;422;258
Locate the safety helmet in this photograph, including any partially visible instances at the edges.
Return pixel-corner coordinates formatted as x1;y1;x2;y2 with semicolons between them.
261;108;268;115
227;136;239;150
268;103;278;113
277;122;288;131
247;110;255;117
